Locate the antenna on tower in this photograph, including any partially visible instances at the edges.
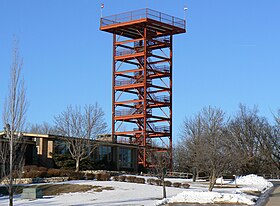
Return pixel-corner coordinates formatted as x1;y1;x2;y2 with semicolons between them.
184;5;188;30
101;3;104;18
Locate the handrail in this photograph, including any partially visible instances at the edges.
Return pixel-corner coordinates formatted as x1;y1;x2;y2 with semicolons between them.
100;8;185;30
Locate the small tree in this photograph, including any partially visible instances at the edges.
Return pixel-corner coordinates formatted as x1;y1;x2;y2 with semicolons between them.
228;104;274;174
150;151;170;198
1;43;28;206
180;106;232;191
54;104;107;172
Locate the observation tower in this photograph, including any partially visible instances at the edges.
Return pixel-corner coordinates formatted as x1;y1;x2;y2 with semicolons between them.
100;8;186;170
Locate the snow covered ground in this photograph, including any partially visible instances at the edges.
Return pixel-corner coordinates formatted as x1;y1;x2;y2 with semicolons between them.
158;174;273;205
0;174;274;206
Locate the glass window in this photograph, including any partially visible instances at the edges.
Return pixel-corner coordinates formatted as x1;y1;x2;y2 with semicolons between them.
119;147;132;168
54;139;68;154
98;146;112;161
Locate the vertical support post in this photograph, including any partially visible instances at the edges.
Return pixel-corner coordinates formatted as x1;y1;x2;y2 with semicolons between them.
169;34;173;171
112;34;116;142
143;26;147;167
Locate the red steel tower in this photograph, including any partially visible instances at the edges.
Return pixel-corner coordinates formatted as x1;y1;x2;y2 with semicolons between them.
100;8;185;170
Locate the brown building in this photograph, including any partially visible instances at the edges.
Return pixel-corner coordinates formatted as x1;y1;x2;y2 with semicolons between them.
0;132;138;172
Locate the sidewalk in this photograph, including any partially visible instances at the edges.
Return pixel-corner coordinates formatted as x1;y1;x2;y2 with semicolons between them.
266;184;280;206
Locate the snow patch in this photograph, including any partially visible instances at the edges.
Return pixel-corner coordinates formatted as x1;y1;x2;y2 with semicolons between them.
157;191;257;205
236;174;273;192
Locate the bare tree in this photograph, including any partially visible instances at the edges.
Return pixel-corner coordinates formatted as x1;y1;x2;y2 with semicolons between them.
177;113;204;181
228;104;274;174
150;151;170;198
257;110;280;171
1;43;28;206
54;104;107;172
180;106;232;191
27;122;56;134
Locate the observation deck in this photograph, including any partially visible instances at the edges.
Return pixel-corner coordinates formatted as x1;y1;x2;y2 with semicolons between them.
100;8;186;38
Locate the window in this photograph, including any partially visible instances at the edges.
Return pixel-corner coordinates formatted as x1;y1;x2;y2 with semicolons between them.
98;146;112;161
119;147;132;168
54;139;68;154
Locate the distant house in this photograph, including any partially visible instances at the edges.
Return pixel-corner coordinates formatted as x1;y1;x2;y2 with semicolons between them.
0;132;138;172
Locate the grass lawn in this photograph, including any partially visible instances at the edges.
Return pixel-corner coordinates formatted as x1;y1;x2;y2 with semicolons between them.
0;184;114;196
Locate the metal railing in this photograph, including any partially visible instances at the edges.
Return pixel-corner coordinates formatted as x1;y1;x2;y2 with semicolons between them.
154;126;170;133
149;65;170;73
115;77;151;86
146;125;170;133
116;48;135;56
101;8;185;30
116;107;152;117
154;95;170;103
134;36;170;48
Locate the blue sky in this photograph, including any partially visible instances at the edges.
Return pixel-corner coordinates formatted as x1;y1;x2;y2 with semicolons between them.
1;0;280;142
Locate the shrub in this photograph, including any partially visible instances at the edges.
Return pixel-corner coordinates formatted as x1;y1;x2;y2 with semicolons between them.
58;169;70;177
154;179;162;186
173;182;182;188
147;178;158;185
96;173;110;181
147;178;154;185
23;170;47;178
164;180;172;187
182;182;190;189
125;176;136;183
118;176;126;182
135;177;145;184
85;173;95;180
112;176;119;181
38;167;48;172
23;165;39;172
52;154;75;170
47;168;61;177
67;171;85;180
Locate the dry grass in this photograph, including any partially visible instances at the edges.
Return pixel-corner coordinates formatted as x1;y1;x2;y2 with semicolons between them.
31;184;95;196
0;184;114;197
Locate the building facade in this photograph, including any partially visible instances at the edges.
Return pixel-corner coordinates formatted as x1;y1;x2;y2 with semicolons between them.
0;132;138;172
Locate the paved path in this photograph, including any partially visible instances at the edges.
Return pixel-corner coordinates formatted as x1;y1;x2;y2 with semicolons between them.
266;181;280;206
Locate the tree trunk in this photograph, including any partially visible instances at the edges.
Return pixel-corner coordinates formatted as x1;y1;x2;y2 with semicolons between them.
161;169;167;198
9;186;13;206
75;158;80;172
192;167;197;182
162;180;166;198
208;171;216;191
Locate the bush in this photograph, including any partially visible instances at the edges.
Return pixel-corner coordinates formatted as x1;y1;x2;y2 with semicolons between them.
125;176;136;183
85;173;95;180
38;167;48;172
173;182;182;188
23;170;47;178
96;173;110;181
52;154;75;170
135;177;145;184
154;179;162;186
23;165;39;172
112;176;119;181
118;176;126;182
182;182;190;189
147;179;154;185
47;168;61;177
67;171;85;180
147;178;156;185
164;180;172;187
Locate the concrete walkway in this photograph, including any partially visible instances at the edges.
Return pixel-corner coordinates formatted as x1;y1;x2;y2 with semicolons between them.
266;182;280;206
